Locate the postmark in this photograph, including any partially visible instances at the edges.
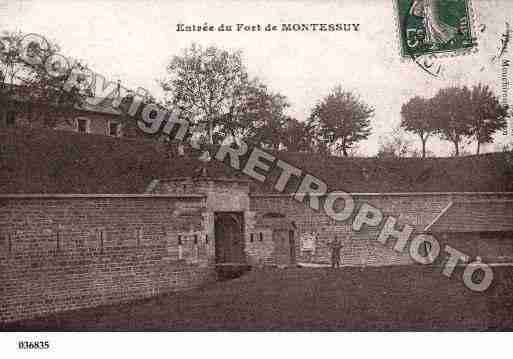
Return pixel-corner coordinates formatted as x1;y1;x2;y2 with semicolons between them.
395;0;477;59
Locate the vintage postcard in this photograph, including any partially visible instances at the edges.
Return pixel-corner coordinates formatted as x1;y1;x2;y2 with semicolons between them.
0;0;513;356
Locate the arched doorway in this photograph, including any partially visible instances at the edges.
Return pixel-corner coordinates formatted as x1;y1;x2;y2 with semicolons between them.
258;213;297;267
214;212;245;264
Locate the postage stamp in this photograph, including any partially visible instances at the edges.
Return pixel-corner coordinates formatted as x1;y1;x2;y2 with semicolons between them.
395;0;477;58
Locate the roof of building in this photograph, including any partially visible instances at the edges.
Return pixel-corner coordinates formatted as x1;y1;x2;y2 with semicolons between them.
1;127;513;194
76;98;123;116
424;200;513;233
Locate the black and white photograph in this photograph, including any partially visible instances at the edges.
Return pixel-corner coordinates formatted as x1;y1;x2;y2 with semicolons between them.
1;0;513;357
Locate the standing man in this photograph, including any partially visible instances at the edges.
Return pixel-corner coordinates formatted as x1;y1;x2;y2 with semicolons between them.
328;237;342;269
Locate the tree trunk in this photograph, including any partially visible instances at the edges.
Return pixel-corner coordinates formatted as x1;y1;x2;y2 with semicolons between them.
453;141;460;156
342;146;348;157
421;138;427;158
476;140;481;155
208;120;213;145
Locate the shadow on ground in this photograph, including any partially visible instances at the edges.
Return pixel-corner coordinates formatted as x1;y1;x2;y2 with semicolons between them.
3;266;513;331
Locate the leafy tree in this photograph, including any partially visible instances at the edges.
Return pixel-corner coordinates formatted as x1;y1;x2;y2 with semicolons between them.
0;31;89;128
280;117;314;152
161;43;293;149
467;84;508;154
431;86;473;156
220;81;290;149
117;91;163;140
430;84;507;156
160;43;250;144
307;86;373;157
0;31;42;122
400;96;437;158
0;32;26;103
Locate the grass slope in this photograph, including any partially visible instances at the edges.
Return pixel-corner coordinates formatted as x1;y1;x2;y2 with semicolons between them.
3;266;513;330
1;127;513;194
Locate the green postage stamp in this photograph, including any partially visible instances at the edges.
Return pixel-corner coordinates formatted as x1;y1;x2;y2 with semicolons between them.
395;0;477;58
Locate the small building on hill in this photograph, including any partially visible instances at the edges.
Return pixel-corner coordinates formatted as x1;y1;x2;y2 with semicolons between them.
1;94;126;138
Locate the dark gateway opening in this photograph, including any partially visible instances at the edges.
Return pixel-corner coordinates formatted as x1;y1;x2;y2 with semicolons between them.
214;212;250;279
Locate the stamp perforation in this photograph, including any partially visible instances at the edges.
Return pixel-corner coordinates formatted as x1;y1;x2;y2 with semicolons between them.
394;0;480;63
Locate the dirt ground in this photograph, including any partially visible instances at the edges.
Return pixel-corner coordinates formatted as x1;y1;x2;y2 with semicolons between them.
3;265;513;331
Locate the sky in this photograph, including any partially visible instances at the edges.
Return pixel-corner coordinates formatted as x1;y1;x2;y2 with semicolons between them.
2;0;513;156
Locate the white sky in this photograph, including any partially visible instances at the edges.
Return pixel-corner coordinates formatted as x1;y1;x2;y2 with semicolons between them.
3;0;513;156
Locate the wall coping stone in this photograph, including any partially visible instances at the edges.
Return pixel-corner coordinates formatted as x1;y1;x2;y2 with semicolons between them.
250;192;513;198
0;193;206;199
2;192;511;199
159;176;251;184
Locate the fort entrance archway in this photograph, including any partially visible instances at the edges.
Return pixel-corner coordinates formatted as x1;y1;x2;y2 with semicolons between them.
214;212;245;264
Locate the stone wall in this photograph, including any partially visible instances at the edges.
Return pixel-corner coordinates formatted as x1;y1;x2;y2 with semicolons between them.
3;186;513;323
244;229;274;266
435;232;513;264
250;193;513;266
0;194;215;323
153;177;260;265
2;109;121;137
